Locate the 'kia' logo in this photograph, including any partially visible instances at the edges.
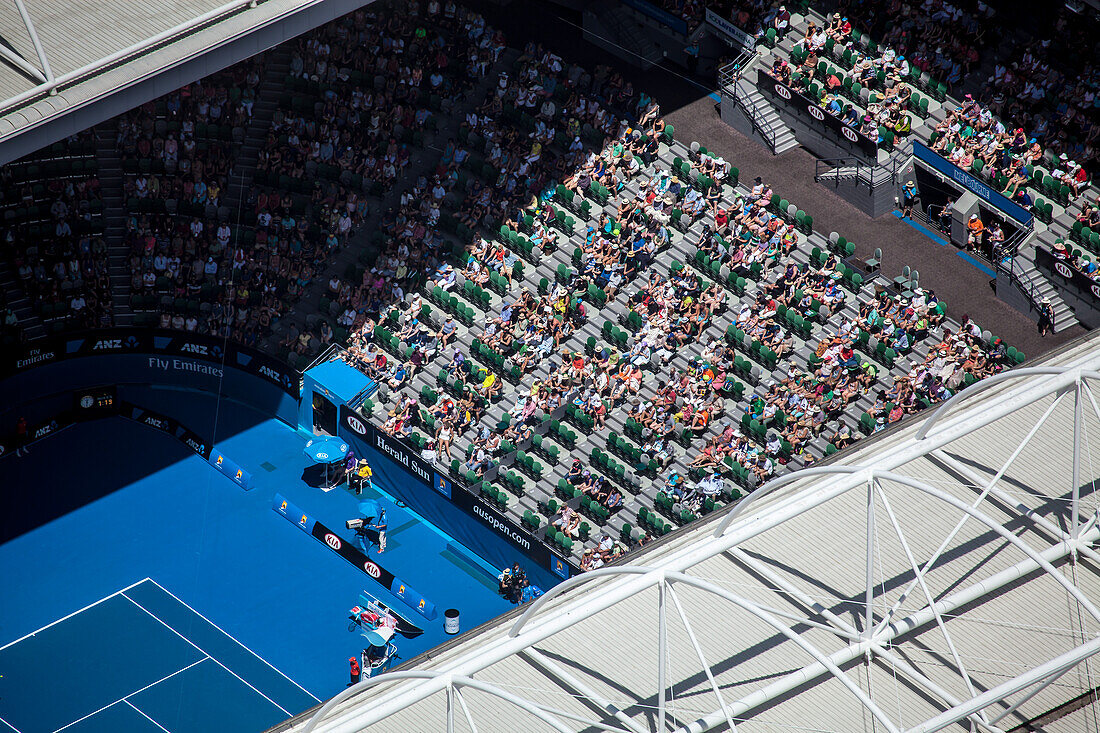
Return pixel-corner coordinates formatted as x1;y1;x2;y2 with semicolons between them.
1055;262;1072;279
775;85;791;100
842;127;859;143
363;561;382;579
345;414;367;435
325;533;342;550
808;105;825;121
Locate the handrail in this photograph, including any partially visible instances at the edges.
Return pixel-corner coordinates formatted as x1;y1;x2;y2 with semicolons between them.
814;155;899;194
995;226;1042;314
718;54;780;154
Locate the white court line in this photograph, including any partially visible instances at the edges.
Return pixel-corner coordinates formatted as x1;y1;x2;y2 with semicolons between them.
144;578;321;702
0;714;23;732
121;594;293;718
123;701;170;733
51;658;207;733
0;578;153;652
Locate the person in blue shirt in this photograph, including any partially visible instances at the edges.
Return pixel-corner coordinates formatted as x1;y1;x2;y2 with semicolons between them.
387;364;408;390
901;180;918;219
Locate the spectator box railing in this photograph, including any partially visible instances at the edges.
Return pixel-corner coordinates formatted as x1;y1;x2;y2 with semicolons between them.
755;69;878;160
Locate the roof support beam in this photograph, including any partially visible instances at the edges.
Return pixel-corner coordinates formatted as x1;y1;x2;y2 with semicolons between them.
13;0;52;86
725;547;1006;733
519;648;650;733
0;41;44;83
905;636;1100;733
677;524;1100;733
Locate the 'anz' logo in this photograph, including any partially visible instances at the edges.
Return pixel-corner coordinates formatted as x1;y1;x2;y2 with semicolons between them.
324;533;343;550
93;339;122;350
363;561;382;579
258;365;283;382
180;343;209;356
345;414;367;435
142;415;167;430
184;437;205;454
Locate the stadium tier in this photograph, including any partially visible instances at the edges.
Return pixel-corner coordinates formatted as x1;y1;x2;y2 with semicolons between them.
0;0;1059;568
4;1;1100;730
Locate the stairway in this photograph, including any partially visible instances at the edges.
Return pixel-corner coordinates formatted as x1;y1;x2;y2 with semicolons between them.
719;52;798;155
94;124;132;327
729;74;799;155
222;46;291;218
584;0;664;70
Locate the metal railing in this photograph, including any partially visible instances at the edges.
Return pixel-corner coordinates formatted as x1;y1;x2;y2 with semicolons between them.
718;52;780;154
814;155;899;194
994;226;1042;314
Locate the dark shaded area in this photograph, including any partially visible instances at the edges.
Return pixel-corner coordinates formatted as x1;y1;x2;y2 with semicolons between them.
0;384;281;543
0;417;193;542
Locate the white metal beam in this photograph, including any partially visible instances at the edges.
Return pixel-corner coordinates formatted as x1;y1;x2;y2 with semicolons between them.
520;647;650;733
905;636;1100;733
724;547;1005;733
13;0;52;84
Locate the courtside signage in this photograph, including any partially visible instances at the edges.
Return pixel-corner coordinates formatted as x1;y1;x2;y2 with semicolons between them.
272;493;437;619
3;328;299;397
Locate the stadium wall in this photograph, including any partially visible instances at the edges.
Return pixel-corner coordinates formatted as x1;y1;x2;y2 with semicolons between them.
0;329;300;443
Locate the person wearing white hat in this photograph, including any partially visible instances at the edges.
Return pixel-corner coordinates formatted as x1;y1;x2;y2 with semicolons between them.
1038;296;1055;337
901;179;918;219
966;212;985;251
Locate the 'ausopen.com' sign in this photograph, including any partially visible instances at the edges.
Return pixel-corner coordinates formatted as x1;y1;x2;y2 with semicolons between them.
755;69;878;159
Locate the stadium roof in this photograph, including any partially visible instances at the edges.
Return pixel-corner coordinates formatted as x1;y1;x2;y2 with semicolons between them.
276;329;1100;733
0;0;369;164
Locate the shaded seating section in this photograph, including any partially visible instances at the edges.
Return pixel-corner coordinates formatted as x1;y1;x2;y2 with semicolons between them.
2;131;108;336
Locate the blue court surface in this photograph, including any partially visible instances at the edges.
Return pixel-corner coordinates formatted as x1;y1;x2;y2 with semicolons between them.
0;407;513;732
0;579;312;733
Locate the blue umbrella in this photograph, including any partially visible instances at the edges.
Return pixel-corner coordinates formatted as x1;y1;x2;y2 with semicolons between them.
304;436;349;489
304;436;349;464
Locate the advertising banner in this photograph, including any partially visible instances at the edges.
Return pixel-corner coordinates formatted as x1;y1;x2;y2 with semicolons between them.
1;328;299;397
272;493;437;619
209;449;253;490
912;141;1034;227
340;404;434;486
705;8;755;48
120;400;212;459
756;69;879;159
1036;247;1100;304
272;493;317;534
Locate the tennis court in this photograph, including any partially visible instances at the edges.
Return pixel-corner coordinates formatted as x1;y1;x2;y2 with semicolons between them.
0;578;318;733
0;409;514;733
